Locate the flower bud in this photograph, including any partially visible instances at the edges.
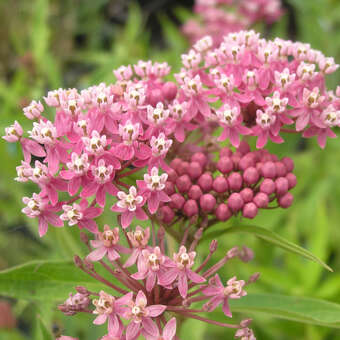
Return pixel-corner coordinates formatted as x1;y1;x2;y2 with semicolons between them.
170;158;181;172
198;172;213;192
243;167;260;184
188;161;203;180
237;141;251;155
177;161;190;176
261;161;277;178
210;240;218;252
260;178;276;195
215;203;232;221
242;202;258;219
281;157;294;172
169;193;185;210
183;199;199;217
167;168;178;183
191;152;208;168
176;174;192;193
220;147;232;157
253;192;269;208
164;181;175;195
228;193;244;212
216;157;233;174
188;184;203;200
162;81;177;101
240;188;254;203
286;173;297;189
239;155;255;171
200;194;216;213
148;88;163;107
278;192;294;208
275;161;287;177
275;177;289;196
212;176;228;193
228;172;243;191
159;206;175;224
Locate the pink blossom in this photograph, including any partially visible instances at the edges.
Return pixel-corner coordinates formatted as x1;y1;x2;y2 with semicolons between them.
137;167;170;214
23;100;44;120
123;290;166;340
22;193;63;237
203;274;246;317
111;186;147;229
2;121;23;142
160;246;206;298
61;199;102;233
144;317;177;340
87;225;129;262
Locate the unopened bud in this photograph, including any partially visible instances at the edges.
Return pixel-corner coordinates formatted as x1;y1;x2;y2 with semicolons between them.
73;255;83;268
210;240;218;252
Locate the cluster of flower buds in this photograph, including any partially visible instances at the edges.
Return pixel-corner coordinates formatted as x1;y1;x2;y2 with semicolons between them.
177;31;340;148
57;224;258;340
159;141;296;225
183;0;283;46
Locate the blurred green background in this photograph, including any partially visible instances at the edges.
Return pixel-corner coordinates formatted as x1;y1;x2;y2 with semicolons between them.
1;0;340;339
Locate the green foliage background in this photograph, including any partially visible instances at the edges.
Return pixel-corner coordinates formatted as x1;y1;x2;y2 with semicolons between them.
1;0;340;339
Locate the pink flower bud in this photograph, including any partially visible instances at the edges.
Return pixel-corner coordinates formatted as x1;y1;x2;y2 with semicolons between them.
286;173;297;189
159;206;175;224
170;158;181;172
240;188;254;203
220;147;233;158
228;172;243;191
210;240;218;252
217;157;233;174
253;192;269;208
275;161;287;177
228;193;244;212
278;192;294;208
176;174;192;193
275;177;289;196
215;203;232;221
164;182;175;195
231;153;241;170
188;185;203;200
148;88;163;106
260;178;276;195
183;199;199;217
200;194;216;213
237;141;251;155
239;155;255;171
167;169;178;183
281;157;294;172
197;173;213;192
212;176;229;193
177;161;190;176
191;152;208;168
162;81;177;101
170;193;185;210
243;167;260;185
188;161;203;180
261;161;277;178
242;203;258;219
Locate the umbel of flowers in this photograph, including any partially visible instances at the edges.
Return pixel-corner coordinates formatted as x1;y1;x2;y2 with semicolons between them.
3;30;339;339
183;0;283;47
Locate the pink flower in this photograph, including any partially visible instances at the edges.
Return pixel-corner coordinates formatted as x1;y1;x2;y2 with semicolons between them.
203;274;246;317
131;247;170;291
215;104;251;147
144;317;177;340
137;167;170;214
111;186;147;229
2;121;23;142
124;226;151;268
23;100;44;120
61;199;102;233
81;159;118;207
22;193;63;237
235;326;256;340
87;225;129;262
93;290;132;332
123;291;166;340
57;336;78;340
160;246;206;298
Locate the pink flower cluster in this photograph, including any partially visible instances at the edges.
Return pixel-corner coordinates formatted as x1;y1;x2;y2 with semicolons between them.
183;0;283;46
57;224;258;340
158;141;296;225
176;31;340;148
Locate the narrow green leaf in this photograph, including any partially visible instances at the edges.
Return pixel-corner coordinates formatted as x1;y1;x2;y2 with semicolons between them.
37;316;54;340
227;293;340;328
0;261;103;302
204;224;332;272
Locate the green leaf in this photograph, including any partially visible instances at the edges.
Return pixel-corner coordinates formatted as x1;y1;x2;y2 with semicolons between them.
204;224;333;272
227;293;340;328
36;316;54;340
0;260;103;302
